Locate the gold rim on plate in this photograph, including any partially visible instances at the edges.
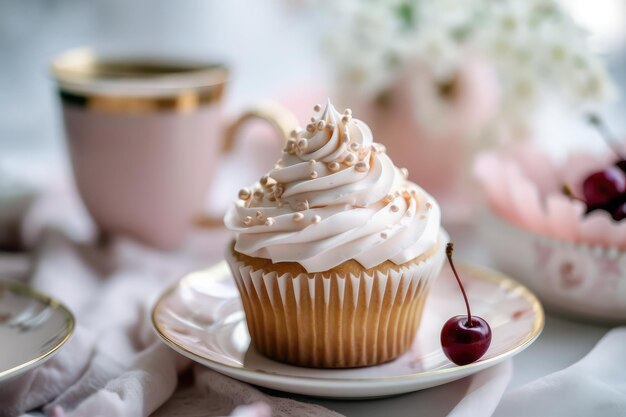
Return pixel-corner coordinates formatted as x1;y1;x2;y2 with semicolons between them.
152;261;544;383
0;280;75;380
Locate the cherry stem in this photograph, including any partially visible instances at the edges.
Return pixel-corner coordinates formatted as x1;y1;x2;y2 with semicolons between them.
562;184;585;203
587;114;625;160
446;243;472;325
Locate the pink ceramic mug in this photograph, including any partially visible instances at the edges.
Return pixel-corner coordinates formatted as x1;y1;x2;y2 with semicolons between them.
52;48;297;249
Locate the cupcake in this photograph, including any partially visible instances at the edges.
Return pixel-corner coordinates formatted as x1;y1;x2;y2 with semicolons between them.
224;100;446;368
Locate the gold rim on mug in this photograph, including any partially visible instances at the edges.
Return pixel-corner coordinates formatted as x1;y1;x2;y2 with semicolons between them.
0;280;75;380
151;261;545;382
51;48;228;113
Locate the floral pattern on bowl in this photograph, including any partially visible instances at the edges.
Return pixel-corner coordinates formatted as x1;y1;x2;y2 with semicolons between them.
480;210;626;323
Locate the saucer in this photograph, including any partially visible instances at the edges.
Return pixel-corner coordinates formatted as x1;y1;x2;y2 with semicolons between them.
152;261;543;398
0;280;75;381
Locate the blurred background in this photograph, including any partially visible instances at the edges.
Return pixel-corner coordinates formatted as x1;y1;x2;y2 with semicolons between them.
1;0;625;230
1;0;624;162
0;0;326;163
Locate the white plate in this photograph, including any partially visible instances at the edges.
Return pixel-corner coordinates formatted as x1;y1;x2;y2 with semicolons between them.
0;280;75;381
152;261;544;398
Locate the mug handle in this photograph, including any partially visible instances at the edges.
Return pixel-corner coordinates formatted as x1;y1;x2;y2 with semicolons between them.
195;100;298;227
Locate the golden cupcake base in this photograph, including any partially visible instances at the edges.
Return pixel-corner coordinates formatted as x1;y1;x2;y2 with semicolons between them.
226;241;445;368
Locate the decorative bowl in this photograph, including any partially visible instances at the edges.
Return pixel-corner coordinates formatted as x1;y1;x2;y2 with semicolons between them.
475;144;626;323
480;208;626;323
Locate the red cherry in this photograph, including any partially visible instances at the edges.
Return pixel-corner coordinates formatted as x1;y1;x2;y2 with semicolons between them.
441;316;492;366
582;167;626;207
440;243;492;366
565;116;626;217
612;200;626;221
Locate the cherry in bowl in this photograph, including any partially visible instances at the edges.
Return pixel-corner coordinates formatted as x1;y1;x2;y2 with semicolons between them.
582;167;626;207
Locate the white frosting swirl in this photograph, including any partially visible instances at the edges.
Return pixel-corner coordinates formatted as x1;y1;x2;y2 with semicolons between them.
224;100;441;273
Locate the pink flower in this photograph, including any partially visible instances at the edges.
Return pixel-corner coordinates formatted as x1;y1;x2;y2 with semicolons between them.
475;143;626;250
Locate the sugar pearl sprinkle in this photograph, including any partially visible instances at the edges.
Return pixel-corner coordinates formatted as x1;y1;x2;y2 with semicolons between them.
372;143;386;154
328;161;341;172
264;217;275;226
253;189;264;201
313;104;322;112
297;138;308;150
238;188;251;200
400;168;409;179
312;215;321;224
310;171;318;179
284;139;295;154
355;161;368;172
293;212;304;222
390;204;399;212
243;216;253;225
344;152;357;166
255;211;265;221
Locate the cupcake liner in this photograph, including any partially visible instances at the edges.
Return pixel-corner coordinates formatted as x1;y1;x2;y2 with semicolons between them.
225;240;446;368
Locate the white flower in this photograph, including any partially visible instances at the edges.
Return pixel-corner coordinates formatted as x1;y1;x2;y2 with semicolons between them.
409;29;460;80
316;0;617;138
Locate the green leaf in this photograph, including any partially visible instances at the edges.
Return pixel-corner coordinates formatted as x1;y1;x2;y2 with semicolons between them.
397;2;414;28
